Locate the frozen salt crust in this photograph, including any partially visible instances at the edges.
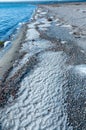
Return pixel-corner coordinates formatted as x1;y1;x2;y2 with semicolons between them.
26;29;40;40
79;9;86;13
61;40;67;44
0;52;70;130
61;24;72;29
0;7;74;130
74;64;86;75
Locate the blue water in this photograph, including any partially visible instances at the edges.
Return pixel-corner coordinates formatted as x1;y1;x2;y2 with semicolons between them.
0;3;36;41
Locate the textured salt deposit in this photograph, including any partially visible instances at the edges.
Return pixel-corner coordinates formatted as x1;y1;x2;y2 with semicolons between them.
0;51;70;130
38;23;51;28
73;64;86;75
0;6;76;130
61;24;72;29
26;29;40;40
61;40;67;44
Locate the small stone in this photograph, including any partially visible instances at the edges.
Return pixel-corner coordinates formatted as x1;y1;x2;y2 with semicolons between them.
32;39;35;42
48;18;53;22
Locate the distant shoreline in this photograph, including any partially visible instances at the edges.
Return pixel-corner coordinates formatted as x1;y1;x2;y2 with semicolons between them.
0;1;86;4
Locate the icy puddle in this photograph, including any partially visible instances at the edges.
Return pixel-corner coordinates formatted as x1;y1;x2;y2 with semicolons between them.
0;51;72;130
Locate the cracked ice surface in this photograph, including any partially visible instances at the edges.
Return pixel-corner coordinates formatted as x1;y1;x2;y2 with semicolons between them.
0;51;72;130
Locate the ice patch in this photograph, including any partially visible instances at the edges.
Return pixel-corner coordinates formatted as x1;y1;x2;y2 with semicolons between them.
35;14;39;19
40;12;47;15
0;51;71;130
79;9;86;13
39;27;48;31
61;24;72;29
9;39;52;78
4;41;11;48
38;23;51;28
69;31;74;35
21;39;52;54
74;64;86;75
26;28;40;40
28;23;35;29
80;49;84;53
37;9;41;13
54;18;60;22
61;40;67;44
56;23;62;26
37;18;48;23
28;21;40;29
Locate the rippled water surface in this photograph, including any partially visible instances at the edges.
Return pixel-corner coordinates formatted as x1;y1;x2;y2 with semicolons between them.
0;3;36;41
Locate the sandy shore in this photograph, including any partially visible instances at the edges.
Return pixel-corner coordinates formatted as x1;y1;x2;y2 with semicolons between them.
0;3;86;130
0;24;27;79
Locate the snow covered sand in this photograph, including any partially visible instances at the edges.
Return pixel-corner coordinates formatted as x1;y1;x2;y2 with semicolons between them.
0;51;70;130
0;6;72;130
0;3;86;130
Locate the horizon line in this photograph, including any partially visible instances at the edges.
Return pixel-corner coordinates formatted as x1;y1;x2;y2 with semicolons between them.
0;0;86;2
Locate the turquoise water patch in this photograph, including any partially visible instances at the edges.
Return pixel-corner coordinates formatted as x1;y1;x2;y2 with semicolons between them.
0;3;36;41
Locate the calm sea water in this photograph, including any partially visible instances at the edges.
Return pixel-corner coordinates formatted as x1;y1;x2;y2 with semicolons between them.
0;3;36;41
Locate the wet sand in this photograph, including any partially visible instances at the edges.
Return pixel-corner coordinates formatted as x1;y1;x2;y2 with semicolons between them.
0;3;86;130
0;24;27;79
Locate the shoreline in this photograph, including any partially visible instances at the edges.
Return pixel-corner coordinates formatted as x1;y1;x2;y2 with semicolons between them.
0;23;27;79
0;3;86;130
0;2;86;79
0;5;37;79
